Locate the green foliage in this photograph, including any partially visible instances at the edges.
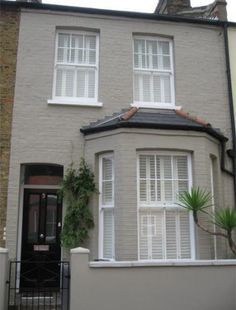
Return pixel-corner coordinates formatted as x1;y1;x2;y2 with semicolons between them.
178;187;212;215
179;187;236;256
214;208;236;233
60;158;97;249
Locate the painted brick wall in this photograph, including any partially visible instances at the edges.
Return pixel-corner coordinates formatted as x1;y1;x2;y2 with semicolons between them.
6;8;234;258
0;5;19;247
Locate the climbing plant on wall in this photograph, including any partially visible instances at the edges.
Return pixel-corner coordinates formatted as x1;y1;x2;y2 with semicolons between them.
60;158;97;248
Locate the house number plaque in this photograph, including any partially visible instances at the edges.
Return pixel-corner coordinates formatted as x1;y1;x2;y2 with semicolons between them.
34;245;49;251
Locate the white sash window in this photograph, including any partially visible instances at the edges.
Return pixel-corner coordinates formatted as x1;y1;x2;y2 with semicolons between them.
133;37;175;108
138;153;194;260
99;154;115;260
53;31;99;103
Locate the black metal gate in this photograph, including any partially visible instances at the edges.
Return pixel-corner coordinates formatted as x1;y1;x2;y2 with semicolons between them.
7;261;70;310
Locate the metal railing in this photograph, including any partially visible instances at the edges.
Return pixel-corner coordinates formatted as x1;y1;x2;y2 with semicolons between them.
7;261;70;310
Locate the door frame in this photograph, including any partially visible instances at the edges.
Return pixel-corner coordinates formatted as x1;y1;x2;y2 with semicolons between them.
16;184;62;289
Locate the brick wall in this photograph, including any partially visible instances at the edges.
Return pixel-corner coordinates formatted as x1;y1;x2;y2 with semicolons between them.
0;5;20;247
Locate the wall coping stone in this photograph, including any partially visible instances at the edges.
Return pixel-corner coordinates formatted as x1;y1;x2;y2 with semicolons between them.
89;259;236;268
71;247;90;254
0;248;8;254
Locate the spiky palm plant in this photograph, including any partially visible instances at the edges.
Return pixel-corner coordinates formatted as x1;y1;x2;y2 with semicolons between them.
179;187;236;256
214;208;236;255
178;187;212;222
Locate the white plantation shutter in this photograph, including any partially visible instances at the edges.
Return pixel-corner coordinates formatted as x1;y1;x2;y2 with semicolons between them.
133;37;173;105
55;32;98;101
103;208;114;259
138;153;192;260
179;210;191;258
100;155;114;259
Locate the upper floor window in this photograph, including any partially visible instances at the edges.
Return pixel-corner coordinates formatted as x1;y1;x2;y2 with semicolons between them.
133;37;175;108
53;31;99;104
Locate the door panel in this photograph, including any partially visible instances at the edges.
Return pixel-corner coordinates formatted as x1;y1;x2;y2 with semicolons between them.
21;189;62;288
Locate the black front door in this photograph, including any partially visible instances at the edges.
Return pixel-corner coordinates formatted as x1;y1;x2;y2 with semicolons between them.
21;189;62;289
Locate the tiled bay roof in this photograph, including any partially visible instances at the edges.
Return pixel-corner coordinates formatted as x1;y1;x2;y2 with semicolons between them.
81;107;227;141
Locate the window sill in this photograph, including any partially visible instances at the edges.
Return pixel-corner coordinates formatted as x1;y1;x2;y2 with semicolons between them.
131;103;182;110
89;259;236;268
48;99;103;107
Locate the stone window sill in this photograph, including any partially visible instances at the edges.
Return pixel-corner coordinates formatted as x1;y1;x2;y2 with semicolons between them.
48;99;103;107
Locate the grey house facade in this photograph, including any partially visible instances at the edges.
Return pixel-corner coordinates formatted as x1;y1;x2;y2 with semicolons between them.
3;0;236;274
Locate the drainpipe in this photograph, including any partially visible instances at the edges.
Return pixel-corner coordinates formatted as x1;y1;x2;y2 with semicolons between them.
223;23;236;206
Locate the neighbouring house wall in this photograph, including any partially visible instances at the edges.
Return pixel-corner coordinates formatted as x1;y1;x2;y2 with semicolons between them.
7;8;234;258
0;248;9;310
70;248;236;310
228;27;236;132
0;5;20;247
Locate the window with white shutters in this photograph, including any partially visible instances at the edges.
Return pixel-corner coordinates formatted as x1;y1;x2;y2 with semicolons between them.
54;31;98;103
133;37;174;108
138;153;193;260
99;154;115;260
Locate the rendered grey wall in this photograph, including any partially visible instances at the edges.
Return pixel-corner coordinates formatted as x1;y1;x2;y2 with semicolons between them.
70;249;236;310
7;8;234;258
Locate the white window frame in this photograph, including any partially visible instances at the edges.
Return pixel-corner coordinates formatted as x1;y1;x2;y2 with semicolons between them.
48;30;102;107
132;36;175;109
99;153;115;260
137;151;195;261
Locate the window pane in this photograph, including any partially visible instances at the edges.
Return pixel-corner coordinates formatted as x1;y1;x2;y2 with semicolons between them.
65;70;74;96
58;34;70;48
102;157;113;205
56;69;74;97
46;195;57;244
24;165;63;185
179;211;191;258
102;181;113;205
163;56;171;70
88;71;95;98
27;194;40;243
55;69;63;96
163;76;171;103
143;75;151;102
57;48;68;63
153;75;161;102
86;35;96;50
166;210;177;259
139;180;147;202
77;70;86;97
103;208;114;259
